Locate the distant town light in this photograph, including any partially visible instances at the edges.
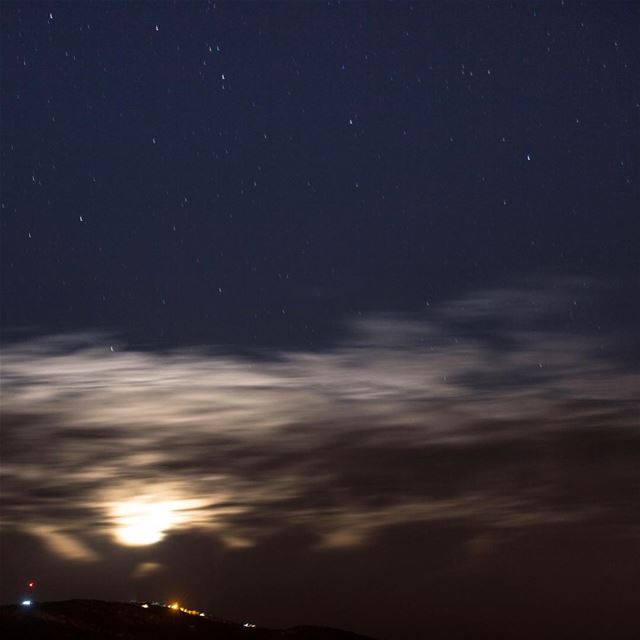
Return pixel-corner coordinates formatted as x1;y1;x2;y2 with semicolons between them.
141;603;149;608
21;600;32;606
199;612;205;617
244;622;256;628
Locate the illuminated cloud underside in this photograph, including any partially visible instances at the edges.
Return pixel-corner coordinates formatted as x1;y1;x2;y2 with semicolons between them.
1;280;639;560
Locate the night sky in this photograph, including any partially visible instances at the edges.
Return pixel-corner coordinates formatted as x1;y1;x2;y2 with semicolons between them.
1;2;639;639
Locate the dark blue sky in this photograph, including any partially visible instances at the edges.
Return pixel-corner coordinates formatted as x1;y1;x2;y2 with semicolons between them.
2;1;638;348
1;4;640;640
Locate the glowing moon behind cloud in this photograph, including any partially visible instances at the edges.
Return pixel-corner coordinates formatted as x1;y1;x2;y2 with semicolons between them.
107;490;231;548
113;501;178;546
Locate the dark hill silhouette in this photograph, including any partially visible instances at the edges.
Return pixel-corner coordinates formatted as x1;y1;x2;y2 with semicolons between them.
0;600;377;640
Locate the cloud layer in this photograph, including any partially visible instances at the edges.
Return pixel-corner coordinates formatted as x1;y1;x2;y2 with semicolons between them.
1;279;639;565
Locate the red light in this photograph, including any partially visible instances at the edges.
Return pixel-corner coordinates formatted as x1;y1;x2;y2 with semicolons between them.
28;581;35;589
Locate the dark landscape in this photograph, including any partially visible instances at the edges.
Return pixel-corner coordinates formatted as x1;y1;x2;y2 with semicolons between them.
0;600;375;640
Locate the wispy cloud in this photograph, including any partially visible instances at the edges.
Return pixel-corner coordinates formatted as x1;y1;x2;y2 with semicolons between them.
1;279;639;559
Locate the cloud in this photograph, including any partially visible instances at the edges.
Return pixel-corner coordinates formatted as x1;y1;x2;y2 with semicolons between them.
131;561;164;579
28;525;99;562
1;278;638;558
